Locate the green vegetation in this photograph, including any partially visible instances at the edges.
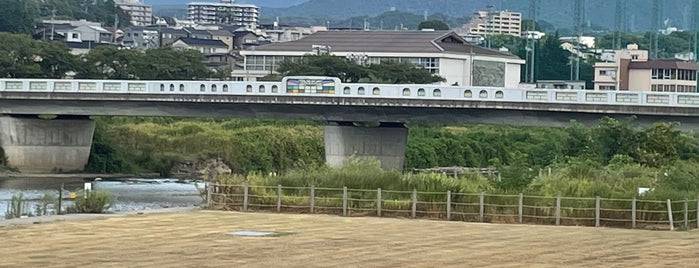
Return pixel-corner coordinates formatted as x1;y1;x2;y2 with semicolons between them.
417;20;450;31
276;55;444;84
69;190;114;213
4;193;25;219
0;0;131;34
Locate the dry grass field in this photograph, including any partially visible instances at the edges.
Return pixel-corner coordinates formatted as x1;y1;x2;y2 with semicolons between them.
0;210;698;267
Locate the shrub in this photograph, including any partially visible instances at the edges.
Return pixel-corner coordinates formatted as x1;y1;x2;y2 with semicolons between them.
70;190;114;213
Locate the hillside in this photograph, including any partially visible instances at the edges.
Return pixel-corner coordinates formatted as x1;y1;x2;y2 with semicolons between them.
260;0;691;31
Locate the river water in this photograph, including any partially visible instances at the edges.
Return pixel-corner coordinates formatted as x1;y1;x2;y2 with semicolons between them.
0;177;203;219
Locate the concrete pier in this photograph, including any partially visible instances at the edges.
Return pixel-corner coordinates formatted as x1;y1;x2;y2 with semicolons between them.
324;122;408;170
0;115;95;173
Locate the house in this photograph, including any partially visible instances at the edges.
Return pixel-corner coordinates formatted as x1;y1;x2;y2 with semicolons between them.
122;26;159;49
160;28;189;47
171;37;232;67
235;30;524;85
233;30;268;50
594;44;698;92
73;25;113;43
208;29;234;51
185;28;212;40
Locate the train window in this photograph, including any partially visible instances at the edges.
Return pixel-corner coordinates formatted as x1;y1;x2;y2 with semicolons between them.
200;84;206;92
179;84;185;92
433;89;441;97
169;84;175;91
358;87;365;95
272;85;279;93
495;91;504;99
402;88;410;96
211;85;217;92
479;90;488;98
418;88;426;96
372;87;380;95
343;86;351;94
259;85;266;93
464;90;472;98
160;84;165;91
222;84;229;92
246;85;253;92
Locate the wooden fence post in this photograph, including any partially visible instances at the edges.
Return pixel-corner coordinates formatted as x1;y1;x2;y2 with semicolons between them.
411;189;417;219
555;195;561;226
684;199;689;229
58;183;64;215
342;186;348;217
479;192;485;222
595;196;600;227
631;197;637;229
696;197;699;229
377;188;382;217
243;182;249;211
446;190;451;221
518;193;523;224
667;199;674;231
276;184;282;213
309;185;315;214
206;182;212;209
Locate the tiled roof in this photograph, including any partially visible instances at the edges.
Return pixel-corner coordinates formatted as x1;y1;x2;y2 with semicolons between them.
629;59;698;70
175;37;227;47
249;30;519;58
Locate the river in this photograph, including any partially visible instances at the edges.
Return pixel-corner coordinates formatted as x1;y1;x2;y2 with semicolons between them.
0;176;203;219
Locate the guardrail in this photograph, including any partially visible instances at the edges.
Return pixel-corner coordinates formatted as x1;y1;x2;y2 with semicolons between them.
206;183;699;231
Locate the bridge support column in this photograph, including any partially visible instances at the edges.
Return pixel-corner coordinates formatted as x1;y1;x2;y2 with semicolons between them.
0;115;95;173
324;121;408;171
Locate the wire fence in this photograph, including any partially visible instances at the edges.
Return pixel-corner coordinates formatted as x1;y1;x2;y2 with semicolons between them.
206;183;699;231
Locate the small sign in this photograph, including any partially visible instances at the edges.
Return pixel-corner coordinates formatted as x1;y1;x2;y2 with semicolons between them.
69;192;76;199
84;182;92;192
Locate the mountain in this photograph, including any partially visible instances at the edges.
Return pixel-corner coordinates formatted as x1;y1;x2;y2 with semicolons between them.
261;0;693;31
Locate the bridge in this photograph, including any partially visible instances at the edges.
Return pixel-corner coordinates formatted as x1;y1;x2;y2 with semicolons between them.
3;78;699;173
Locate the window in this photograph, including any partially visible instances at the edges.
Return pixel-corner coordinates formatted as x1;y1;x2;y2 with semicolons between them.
71;33;79;39
246;85;252;92
200;84;206;92
169;84;175;91
272;85;278;93
358;87;365;95
179;84;185;92
160;84;165;91
211;85;217;92
343;87;351;95
222;84;229;92
599;85;616;90
433;89;441;97
631;54;639;60
259;85;265;93
372;87;380;95
417;88;426;96
464;90;472;98
402;88;410;96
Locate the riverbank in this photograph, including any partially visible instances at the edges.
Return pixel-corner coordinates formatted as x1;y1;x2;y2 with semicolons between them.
0;207;199;227
0;172;161;179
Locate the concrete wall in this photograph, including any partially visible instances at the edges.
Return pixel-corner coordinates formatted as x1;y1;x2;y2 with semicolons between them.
0;116;95;173
324;122;407;170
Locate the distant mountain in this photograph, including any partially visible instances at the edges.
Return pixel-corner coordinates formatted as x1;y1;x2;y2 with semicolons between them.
261;0;693;31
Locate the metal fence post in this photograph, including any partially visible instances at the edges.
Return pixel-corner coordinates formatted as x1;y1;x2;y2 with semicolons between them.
446;190;452;221
276;184;282;213
58;183;64;215
342;186;348;217
309;185;315;214
595;196;600;227
206;182;212;209
667;199;674;231
243;182;249;211
631;197;637;229
377;188;382;217
684;199;689;229
479;192;485;222
518;193;523;224
555;195;561;226
411;189;417;219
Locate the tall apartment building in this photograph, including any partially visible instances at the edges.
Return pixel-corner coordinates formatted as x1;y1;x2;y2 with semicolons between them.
594;44;698;92
188;0;259;28
116;0;153;26
462;10;521;37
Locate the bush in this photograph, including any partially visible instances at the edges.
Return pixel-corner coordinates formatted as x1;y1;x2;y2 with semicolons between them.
70;190;114;213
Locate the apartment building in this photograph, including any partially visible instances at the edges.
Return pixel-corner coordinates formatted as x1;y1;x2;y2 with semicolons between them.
188;0;259;28
458;10;521;37
594;44;698;92
116;0;153;26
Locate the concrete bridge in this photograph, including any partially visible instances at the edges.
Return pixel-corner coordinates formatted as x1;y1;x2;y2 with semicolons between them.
3;77;699;173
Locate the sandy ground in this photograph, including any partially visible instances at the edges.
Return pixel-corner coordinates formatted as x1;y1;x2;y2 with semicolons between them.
0;210;698;267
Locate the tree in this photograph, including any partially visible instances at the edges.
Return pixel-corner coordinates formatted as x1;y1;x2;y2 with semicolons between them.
77;46;142;79
368;61;444;84
417;20;449;30
536;33;571;81
0;0;35;33
137;48;213;80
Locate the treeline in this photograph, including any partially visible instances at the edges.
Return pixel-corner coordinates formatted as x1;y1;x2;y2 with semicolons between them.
84;116;699;200
0;33;221;80
0;0;131;34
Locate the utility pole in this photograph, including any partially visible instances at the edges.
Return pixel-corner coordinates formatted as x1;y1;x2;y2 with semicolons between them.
527;0;538;83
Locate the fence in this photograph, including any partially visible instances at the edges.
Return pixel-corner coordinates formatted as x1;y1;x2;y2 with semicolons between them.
207;183;699;231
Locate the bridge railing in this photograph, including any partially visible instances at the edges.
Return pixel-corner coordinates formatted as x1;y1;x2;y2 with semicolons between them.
2;78;699;108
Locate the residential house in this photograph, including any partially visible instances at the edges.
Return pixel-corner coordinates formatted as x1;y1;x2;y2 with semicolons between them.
185;28;213;39
171;37;232;68
209;29;234;51
123;26;159;49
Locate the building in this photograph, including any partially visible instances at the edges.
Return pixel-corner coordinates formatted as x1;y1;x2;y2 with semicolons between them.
122;26;160;49
235;30;524;85
457;10;522;37
260;22;327;43
171;37;232;67
187;0;259;28
536;80;586;90
116;0;153;26
594;44;698;92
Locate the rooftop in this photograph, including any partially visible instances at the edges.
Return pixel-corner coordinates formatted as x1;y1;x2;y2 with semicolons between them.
629;59;698;70
174;37;228;47
249;30;519;58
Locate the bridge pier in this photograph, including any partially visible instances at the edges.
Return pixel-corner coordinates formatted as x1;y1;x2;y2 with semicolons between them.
0;115;95;173
323;121;408;170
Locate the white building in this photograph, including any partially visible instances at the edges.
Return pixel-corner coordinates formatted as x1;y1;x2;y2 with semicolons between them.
116;0;153;26
187;0;259;28
235;30;525;87
458;10;522;37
